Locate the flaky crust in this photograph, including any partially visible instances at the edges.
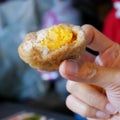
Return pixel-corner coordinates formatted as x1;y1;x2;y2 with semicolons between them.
18;24;86;71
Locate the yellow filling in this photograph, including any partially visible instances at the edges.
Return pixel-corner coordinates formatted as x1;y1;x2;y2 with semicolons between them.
40;26;76;50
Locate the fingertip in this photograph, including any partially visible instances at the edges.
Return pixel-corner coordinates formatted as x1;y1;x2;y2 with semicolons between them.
81;24;113;53
105;103;118;115
59;60;68;78
59;59;79;79
81;24;94;31
66;95;72;107
65;95;76;112
81;24;94;45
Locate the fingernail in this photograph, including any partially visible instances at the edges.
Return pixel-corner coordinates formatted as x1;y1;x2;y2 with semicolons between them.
66;60;78;75
95;55;103;66
106;103;117;114
96;111;110;118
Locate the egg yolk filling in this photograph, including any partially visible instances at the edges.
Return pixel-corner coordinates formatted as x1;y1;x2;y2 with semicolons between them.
40;26;77;50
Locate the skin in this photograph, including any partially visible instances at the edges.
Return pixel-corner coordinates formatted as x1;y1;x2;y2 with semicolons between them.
59;25;120;120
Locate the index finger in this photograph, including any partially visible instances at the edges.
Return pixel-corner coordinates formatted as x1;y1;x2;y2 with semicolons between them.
81;25;114;53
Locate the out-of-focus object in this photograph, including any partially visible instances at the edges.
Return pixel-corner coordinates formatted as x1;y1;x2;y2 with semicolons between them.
42;0;82;28
0;103;75;120
103;0;120;44
0;0;5;3
0;0;48;101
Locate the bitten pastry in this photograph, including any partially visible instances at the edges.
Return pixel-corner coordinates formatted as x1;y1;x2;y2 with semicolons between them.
18;24;86;71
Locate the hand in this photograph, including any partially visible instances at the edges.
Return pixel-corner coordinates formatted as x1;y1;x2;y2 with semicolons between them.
59;25;120;119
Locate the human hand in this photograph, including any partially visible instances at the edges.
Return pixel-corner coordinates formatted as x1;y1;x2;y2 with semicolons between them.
59;25;120;119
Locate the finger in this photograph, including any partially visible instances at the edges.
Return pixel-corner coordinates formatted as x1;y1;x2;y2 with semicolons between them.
83;25;120;67
96;43;120;67
66;95;110;119
78;51;95;63
81;24;114;53
59;60;120;89
66;81;109;113
59;60;119;113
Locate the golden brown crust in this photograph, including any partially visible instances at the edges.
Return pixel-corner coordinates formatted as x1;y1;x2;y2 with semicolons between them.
18;24;86;71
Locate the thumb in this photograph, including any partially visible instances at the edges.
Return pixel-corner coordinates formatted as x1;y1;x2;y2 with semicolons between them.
59;60;120;89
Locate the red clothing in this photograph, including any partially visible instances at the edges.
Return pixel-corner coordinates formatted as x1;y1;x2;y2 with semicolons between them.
103;0;120;44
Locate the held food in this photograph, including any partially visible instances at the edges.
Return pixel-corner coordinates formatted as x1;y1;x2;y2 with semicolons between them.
18;24;86;71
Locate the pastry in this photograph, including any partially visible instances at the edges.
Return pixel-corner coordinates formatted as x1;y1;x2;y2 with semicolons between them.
18;24;86;71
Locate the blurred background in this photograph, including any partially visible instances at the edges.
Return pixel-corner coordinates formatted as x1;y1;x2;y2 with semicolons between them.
0;0;115;119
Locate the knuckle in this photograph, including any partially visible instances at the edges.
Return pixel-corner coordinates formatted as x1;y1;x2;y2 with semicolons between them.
66;95;95;118
81;105;91;117
80;62;97;81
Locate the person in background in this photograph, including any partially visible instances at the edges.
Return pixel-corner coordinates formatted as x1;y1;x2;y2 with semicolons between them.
0;0;47;102
59;24;120;120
